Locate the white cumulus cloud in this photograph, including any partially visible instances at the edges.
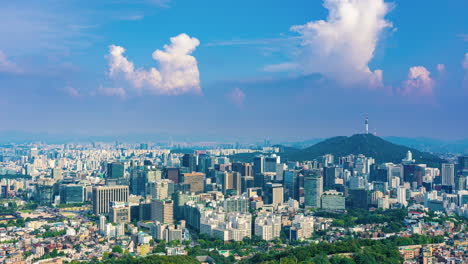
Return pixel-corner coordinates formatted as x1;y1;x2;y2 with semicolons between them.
400;66;434;96
107;33;201;95
270;0;392;88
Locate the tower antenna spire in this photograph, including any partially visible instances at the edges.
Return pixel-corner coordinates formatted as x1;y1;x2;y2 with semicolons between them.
365;113;369;134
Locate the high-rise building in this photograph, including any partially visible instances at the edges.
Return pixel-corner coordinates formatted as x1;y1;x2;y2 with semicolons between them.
222;172;241;195
232;162;253;176
442;163;455;189
224;196;249;213
92;185;129;215
321;190;345;210
151;199;174;224
60;184;84;204
290;215;314;241
197;154;214;174
324;166;342;190
349;189;368;209
99;215;107;235
109;201;131;224
130;167;148;196
52;168;63;180
304;170;322;208
264;155;280;173
165;168;180;183
284;170;299;201
254;213;281;241
147;179;174;200
241;176;254;193
35;183;54;205
180;172;205;193
253;156;265;175
458;156;468;176
182;154;197;172
107;162;124;179
397;186;408;206
264;183;284;205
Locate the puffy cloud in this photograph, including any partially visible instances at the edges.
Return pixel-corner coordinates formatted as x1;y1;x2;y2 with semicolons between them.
400;66;434;96
226;88;246;108
97;86;127;98
0;51;21;73
107;33;201;95
286;0;392;87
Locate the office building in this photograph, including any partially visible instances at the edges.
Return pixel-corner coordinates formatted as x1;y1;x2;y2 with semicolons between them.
304;171;322;208
321;190;345;210
349;189;368;209
284;170;299;201
221;171;241;195
180;172;205;193
147;179;174;200
459;156;468;176
60;184;84;204
264;155;280;173
223;196;249;213
109;201;131;224
325;166;343;190
182;154;197;172
151;199;174;224
107;162;124;179
92;185;129;215
232;162;252;176
264;183;284;205
442;163;455;189
253;156;264;174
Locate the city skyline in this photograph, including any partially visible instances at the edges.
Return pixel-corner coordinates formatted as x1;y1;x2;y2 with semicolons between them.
0;0;467;139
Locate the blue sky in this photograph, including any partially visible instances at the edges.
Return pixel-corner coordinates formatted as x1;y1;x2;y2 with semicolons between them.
0;0;467;141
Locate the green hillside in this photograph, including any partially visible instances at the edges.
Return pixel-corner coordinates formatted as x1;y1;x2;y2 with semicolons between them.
230;134;444;167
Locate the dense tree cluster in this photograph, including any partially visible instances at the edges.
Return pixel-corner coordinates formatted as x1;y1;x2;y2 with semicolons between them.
314;208;407;231
241;235;444;264
77;255;200;264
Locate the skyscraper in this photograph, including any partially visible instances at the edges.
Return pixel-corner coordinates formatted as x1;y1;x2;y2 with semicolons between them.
182;154;197;172
264;183;284;205
284;170;299;201
459;156;468;176
253;156;265;174
222;171;241;195
107;162;124;179
304;170;323;208
151;199;174;224
442;163;455;189
324;166;342;190
92;185;129;215
180;172;205;193
264;154;280;173
109;201;131;224
232;162;253;176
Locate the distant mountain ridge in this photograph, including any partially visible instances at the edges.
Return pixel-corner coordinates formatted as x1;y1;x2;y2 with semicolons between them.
231;134;445;167
384;136;468;154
